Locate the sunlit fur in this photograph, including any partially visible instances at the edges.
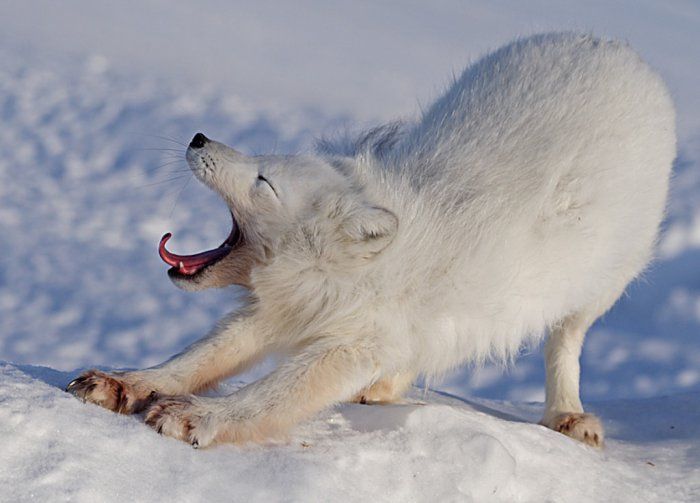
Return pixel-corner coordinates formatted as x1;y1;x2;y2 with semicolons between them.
69;33;675;448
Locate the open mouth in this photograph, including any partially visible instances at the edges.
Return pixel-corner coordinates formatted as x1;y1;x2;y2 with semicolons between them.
158;212;242;277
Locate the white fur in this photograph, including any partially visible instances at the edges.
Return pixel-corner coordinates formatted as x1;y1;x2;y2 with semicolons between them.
69;33;675;447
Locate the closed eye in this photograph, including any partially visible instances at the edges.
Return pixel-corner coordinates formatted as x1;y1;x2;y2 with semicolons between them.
257;174;278;197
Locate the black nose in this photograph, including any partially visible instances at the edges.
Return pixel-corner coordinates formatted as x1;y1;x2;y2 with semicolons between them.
189;132;209;149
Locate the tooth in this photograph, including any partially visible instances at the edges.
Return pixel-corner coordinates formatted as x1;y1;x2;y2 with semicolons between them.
179;261;184;269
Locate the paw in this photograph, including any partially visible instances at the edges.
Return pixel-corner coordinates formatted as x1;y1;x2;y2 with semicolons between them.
541;412;604;447
351;385;397;404
350;374;412;404
66;370;156;414
144;396;219;448
145;396;284;447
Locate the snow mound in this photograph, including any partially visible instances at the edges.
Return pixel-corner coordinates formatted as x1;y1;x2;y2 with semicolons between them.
2;362;697;502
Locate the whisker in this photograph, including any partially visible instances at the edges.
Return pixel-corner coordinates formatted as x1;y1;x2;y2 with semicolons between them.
126;133;189;147
153;134;189;147
138;147;186;153
138;175;191;188
144;159;190;174
159;168;193;175
169;174;194;218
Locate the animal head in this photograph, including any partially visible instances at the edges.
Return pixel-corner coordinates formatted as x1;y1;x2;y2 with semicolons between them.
159;133;398;291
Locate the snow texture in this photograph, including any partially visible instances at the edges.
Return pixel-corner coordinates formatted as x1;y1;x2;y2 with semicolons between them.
2;362;699;502
1;1;699;501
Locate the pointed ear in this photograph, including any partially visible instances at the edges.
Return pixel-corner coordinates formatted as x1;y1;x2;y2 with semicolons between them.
341;205;398;259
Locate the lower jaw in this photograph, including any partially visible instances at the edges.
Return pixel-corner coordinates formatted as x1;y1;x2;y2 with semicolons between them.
167;267;209;291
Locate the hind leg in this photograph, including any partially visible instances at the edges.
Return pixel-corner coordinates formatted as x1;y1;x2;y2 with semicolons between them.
540;311;604;447
539;280;629;449
541;280;632;447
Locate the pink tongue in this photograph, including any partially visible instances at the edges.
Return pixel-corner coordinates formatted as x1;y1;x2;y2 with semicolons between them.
158;233;230;275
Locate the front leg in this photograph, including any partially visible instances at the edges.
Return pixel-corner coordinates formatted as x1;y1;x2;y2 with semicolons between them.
67;309;269;414
145;341;380;446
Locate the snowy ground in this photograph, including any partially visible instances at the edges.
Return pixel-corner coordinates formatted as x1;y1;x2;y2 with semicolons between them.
3;362;699;502
1;1;699;501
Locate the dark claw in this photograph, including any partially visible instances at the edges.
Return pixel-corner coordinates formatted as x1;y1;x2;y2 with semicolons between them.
65;378;81;393
157;425;163;435
66;378;87;401
147;391;159;405
191;440;199;449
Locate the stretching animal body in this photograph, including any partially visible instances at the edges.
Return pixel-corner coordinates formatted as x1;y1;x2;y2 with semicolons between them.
68;33;676;448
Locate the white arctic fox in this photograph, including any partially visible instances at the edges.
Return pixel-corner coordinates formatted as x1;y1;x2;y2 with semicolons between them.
68;33;675;448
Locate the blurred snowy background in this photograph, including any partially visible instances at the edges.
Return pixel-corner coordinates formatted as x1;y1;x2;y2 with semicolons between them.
1;0;699;403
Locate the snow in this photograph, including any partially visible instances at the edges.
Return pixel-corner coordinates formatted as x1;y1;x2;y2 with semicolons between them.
1;1;699;501
3;362;699;502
